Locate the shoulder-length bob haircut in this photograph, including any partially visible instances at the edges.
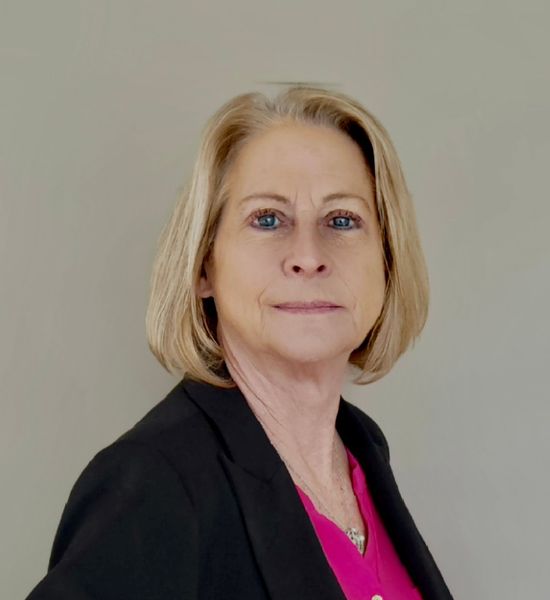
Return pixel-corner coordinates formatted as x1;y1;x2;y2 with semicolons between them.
146;85;429;388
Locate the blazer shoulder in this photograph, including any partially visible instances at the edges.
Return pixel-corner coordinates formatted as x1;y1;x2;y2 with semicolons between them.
115;380;202;445
108;380;221;474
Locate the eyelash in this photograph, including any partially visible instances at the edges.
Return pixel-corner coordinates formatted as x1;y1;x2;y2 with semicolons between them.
249;208;363;231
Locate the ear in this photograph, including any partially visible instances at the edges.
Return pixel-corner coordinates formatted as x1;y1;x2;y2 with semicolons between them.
197;261;214;299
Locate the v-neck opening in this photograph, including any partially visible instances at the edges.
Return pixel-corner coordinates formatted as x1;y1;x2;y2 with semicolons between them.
293;446;378;563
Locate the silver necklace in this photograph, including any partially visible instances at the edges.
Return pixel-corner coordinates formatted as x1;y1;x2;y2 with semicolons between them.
257;415;366;555
281;449;367;555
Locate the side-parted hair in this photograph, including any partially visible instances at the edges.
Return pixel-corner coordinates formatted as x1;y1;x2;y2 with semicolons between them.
145;86;429;388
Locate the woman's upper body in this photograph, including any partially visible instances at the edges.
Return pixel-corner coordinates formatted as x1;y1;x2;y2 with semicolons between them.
26;376;452;600
28;86;452;598
141;86;431;560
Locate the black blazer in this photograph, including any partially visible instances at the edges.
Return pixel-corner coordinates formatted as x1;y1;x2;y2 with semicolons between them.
27;376;454;600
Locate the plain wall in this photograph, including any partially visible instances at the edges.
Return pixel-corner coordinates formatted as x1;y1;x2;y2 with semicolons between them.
1;1;548;598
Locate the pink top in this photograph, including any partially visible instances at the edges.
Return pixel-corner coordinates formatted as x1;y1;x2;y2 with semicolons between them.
295;446;422;600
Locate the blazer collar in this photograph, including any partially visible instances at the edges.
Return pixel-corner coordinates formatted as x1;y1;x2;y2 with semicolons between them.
179;375;452;600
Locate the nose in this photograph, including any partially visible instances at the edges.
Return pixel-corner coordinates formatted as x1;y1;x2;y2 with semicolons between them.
282;226;331;278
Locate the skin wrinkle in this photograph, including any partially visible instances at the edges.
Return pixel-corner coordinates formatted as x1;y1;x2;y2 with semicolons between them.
238;191;373;215
197;122;386;521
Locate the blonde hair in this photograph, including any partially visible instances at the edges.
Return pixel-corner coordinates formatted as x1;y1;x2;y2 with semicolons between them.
145;86;429;388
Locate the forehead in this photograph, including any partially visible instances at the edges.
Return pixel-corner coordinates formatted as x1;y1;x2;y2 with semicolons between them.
227;123;373;192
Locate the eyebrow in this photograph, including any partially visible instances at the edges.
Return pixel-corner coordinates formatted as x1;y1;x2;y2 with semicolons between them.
239;192;372;213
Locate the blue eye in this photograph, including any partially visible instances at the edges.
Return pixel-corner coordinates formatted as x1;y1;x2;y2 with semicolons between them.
332;215;354;229
256;212;279;229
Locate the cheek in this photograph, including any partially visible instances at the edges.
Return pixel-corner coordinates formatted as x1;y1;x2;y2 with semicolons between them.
345;253;386;313
214;242;274;304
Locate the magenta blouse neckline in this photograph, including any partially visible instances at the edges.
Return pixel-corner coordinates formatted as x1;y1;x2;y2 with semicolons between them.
293;445;423;600
294;447;380;567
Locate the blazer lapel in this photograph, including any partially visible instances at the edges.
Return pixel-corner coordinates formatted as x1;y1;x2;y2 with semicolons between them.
219;455;348;599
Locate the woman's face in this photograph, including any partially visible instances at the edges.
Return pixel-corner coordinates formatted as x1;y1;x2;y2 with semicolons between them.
198;122;386;368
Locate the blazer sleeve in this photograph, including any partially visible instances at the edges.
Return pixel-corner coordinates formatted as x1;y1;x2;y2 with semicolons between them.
26;440;199;600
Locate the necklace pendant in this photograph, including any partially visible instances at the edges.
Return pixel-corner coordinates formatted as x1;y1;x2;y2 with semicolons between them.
345;527;366;555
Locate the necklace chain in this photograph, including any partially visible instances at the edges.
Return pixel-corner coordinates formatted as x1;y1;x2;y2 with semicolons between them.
255;413;367;555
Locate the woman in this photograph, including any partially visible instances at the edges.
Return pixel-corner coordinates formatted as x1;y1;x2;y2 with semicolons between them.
27;86;454;599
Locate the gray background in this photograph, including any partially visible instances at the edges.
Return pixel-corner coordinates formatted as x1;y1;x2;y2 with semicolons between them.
2;1;548;598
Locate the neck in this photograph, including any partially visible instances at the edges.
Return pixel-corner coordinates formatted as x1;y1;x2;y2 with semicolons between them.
219;330;350;490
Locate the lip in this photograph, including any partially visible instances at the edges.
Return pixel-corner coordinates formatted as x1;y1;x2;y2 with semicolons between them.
275;301;341;308
273;301;343;314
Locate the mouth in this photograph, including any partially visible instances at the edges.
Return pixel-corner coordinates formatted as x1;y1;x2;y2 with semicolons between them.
273;301;343;314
